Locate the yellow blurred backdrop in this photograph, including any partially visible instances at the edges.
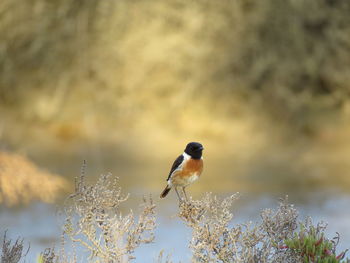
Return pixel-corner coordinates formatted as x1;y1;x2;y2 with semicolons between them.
1;0;350;205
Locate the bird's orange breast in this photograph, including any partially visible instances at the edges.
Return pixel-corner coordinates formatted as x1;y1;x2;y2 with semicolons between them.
170;159;203;187
170;158;203;187
181;158;203;177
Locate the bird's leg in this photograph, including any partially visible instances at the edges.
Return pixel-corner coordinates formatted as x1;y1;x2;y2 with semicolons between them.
174;187;182;202
182;187;188;201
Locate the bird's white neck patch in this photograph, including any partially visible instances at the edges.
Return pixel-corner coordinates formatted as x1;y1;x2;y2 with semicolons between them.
183;152;191;160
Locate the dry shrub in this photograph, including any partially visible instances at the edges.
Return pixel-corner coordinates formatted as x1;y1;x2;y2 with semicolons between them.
0;151;68;206
61;163;156;262
178;195;348;263
179;193;246;262
260;198;298;247
0;232;29;263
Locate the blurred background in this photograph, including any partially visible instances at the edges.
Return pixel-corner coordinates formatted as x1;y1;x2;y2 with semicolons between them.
1;0;350;261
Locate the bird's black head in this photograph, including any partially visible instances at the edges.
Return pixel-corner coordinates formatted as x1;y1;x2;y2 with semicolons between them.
184;142;204;159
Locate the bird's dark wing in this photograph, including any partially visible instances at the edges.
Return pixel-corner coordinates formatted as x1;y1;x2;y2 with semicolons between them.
166;154;184;181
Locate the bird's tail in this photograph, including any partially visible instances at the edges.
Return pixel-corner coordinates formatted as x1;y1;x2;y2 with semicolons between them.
160;185;171;198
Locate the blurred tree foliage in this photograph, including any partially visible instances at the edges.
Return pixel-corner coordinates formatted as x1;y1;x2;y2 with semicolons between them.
0;0;349;130
230;0;350;124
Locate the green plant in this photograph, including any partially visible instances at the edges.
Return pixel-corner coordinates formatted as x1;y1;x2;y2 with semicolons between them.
37;248;57;263
282;221;349;263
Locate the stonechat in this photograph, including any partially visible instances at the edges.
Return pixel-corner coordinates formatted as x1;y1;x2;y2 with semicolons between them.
160;142;204;200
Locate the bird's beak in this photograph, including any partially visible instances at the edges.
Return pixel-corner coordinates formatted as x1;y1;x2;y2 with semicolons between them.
199;146;204;151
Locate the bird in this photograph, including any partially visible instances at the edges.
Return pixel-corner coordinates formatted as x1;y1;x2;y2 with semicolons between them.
160;142;204;201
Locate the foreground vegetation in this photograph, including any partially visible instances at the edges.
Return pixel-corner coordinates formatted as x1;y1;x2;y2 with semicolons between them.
1;167;348;263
